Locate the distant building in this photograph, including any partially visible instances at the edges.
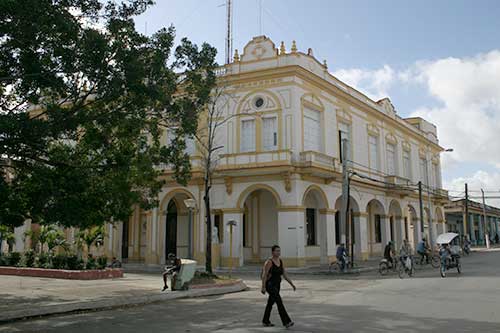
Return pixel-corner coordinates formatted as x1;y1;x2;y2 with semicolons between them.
445;199;500;245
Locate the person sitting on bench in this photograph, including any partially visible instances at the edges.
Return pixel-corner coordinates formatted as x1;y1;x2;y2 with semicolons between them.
162;254;181;291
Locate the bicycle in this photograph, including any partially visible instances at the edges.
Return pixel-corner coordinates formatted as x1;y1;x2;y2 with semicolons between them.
329;254;356;273
398;256;415;278
415;251;440;269
379;257;398;276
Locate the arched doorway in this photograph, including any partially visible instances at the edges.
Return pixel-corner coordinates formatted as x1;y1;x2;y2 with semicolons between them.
303;186;329;263
160;190;197;262
366;199;386;256
165;200;178;257
240;187;280;263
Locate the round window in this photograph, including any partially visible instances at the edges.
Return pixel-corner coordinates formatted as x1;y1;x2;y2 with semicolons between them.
254;97;264;109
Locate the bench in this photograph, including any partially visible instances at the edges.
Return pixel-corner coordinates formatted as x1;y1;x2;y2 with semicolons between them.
172;259;197;291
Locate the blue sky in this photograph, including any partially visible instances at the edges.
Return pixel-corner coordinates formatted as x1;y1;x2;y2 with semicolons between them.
134;0;500;204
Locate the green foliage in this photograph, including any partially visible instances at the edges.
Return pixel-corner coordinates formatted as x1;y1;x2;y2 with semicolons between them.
23;249;36;267
36;252;51;269
0;254;6;266
66;254;84;270
7;252;21;266
76;225;105;253
85;254;97;270
97;255;108;270
0;0;217;230
51;254;68;270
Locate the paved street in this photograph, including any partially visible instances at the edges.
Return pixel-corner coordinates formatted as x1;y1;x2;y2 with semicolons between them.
2;250;500;332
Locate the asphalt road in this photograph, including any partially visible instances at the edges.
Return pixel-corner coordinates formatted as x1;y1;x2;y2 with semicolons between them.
2;250;500;333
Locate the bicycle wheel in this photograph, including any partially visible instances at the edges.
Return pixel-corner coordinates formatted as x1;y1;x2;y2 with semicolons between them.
431;255;440;268
379;262;388;276
398;265;405;279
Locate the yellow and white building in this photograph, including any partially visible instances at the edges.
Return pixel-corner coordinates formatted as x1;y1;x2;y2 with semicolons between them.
9;36;450;267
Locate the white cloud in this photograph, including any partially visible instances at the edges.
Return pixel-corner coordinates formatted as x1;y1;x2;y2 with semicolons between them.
444;171;500;207
333;50;500;206
410;51;500;169
333;65;395;101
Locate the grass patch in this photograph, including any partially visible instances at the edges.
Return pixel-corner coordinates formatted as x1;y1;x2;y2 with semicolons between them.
190;271;238;286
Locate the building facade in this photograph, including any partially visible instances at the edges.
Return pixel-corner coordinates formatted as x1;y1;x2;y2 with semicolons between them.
445;199;500;245
7;36;450;267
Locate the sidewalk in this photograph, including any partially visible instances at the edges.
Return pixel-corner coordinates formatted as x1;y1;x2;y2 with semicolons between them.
215;258;382;276
0;273;247;323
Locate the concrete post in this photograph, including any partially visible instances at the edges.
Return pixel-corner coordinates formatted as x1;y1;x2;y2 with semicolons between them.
222;212;244;267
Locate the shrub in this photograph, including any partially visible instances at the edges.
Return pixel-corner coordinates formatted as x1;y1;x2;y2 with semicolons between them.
52;254;68;269
66;254;84;270
23;249;36;267
86;255;97;270
36;253;52;269
7;252;21;267
0;255;6;266
97;256;108;270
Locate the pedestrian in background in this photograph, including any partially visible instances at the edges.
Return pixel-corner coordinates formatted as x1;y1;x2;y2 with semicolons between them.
261;245;295;328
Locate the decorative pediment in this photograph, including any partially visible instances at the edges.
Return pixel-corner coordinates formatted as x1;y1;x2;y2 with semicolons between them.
336;108;352;123
240;36;278;62
402;140;411;152
301;93;324;111
385;132;397;145
367;123;380;136
377;98;396;116
239;91;280;113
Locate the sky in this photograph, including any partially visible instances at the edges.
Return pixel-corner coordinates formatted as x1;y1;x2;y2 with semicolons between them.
134;0;500;206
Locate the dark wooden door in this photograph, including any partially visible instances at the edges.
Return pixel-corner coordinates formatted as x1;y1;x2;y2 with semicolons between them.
166;201;177;257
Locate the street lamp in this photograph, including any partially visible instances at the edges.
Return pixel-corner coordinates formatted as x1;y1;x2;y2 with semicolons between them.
427;148;453;248
227;220;237;277
184;198;196;259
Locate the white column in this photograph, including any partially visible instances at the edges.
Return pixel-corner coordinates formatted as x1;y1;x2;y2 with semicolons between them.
380;215;391;246
277;210;305;266
319;210;336;264
395;216;404;249
354;213;369;260
222;212;244;267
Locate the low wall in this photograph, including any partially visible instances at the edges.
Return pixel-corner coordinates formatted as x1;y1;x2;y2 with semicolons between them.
0;267;123;280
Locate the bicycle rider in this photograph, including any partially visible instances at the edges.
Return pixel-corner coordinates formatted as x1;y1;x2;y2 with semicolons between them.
383;241;395;268
336;243;347;272
417;237;430;264
399;239;412;269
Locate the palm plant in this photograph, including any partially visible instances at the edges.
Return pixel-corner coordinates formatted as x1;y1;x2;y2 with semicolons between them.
75;226;106;258
0;225;15;253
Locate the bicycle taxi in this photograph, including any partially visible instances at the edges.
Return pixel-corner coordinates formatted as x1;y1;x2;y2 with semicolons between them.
436;232;462;278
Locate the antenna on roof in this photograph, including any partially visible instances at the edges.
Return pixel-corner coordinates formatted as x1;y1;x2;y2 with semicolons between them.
225;0;233;64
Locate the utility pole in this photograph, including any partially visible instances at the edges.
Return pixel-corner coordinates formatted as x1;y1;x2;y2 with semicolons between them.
340;139;349;246
418;181;425;238
481;189;490;249
465;183;469;240
225;0;233;64
425;164;434;248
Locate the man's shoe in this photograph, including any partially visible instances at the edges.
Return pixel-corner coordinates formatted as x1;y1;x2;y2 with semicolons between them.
162;285;168;291
285;322;294;328
262;322;275;327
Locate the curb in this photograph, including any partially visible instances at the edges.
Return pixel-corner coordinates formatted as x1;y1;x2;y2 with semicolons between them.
0;280;248;324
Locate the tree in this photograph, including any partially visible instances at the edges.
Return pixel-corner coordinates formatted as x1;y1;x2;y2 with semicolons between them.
0;1;217;229
75;225;105;257
194;81;256;274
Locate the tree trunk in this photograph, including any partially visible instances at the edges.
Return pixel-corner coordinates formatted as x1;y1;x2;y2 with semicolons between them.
204;179;212;274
